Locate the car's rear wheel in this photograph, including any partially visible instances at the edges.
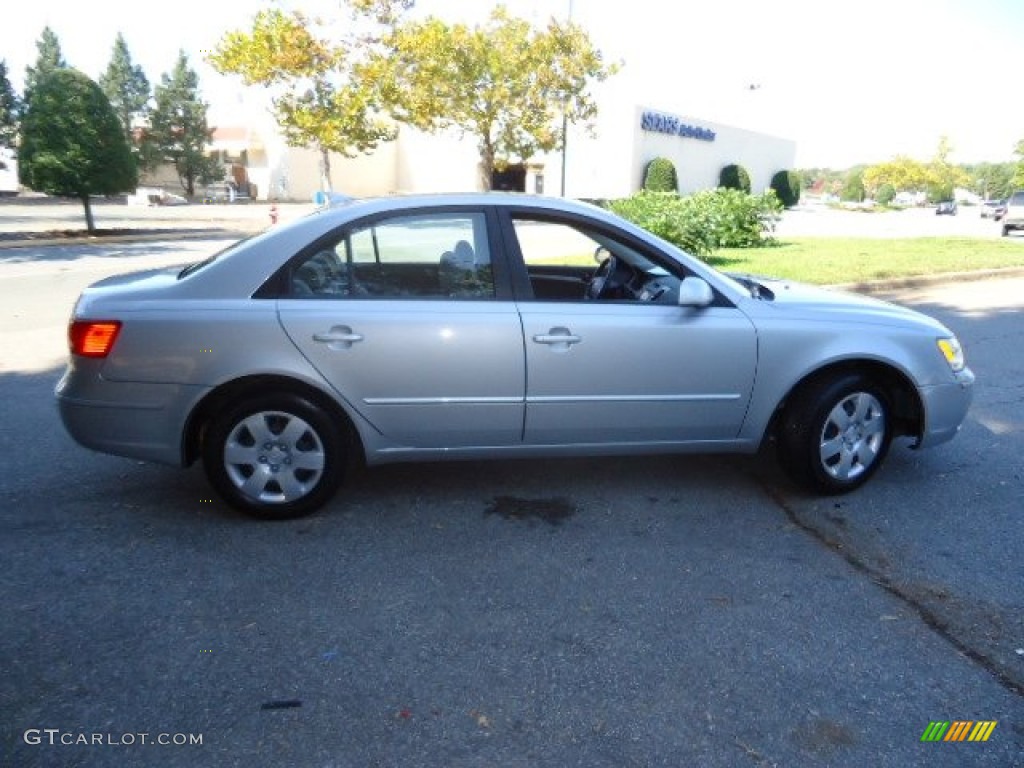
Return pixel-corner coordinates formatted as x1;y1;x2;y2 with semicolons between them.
779;373;892;494
202;393;343;519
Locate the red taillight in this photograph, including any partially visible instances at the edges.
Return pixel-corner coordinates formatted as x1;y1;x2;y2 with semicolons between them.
69;321;122;358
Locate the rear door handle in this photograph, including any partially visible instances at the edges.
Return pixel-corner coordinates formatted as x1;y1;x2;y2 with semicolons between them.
532;327;582;349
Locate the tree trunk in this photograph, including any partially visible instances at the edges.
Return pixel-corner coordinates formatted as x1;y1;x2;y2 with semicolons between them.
81;194;95;233
320;147;333;193
478;141;495;192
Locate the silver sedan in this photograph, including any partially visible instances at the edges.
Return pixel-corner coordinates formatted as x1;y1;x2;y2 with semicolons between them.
57;194;974;518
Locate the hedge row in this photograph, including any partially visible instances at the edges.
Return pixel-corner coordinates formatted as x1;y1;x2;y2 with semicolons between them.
608;188;782;256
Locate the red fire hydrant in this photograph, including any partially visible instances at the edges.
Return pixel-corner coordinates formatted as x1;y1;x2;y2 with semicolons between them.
269;204;279;226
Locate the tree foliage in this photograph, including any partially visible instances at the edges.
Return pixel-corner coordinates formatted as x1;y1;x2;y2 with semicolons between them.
927;135;968;202
862;156;929;196
144;51;222;197
1013;139;1024;190
0;60;19;148
368;5;615;190
642;157;677;192
209;6;396;193
719;164;751;193
18;69;137;231
862;138;968;202
99;33;151;144
965;162;1015;200
24;26;68;97
841;169;865;202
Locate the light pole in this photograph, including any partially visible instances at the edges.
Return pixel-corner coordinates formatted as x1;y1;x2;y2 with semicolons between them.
560;0;574;197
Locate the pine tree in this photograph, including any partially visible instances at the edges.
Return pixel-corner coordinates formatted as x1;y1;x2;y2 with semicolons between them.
144;51;222;197
19;69;137;231
24;26;68;97
99;33;151;144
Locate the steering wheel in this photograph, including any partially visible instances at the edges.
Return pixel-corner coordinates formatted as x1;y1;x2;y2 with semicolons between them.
587;254;623;300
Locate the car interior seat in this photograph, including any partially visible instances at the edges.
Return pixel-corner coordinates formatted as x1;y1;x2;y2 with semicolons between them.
439;239;478;295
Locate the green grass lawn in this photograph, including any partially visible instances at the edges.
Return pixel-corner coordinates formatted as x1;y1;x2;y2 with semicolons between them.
710;237;1024;285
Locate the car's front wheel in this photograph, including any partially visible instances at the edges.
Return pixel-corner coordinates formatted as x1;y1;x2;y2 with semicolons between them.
202;393;343;519
779;373;892;494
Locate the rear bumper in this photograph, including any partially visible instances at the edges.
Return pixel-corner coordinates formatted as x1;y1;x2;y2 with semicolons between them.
915;367;975;449
56;363;208;466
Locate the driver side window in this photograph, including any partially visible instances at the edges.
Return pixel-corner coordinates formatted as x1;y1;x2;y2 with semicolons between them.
511;216;680;303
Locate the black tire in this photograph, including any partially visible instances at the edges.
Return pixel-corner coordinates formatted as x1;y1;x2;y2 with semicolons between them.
778;373;892;494
202;393;344;519
1002;226;1010;237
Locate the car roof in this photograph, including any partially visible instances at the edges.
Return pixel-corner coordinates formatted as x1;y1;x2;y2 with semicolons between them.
319;192;608;219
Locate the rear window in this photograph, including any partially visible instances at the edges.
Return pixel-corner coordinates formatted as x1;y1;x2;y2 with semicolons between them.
177;235;257;279
1009;192;1024;206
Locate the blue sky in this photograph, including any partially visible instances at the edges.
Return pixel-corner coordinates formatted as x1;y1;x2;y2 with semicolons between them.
2;0;1021;168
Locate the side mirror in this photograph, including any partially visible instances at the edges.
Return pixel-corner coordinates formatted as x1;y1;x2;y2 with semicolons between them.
677;277;714;308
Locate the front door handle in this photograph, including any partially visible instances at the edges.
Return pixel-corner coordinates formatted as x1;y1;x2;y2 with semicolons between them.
313;326;363;349
532;327;582;350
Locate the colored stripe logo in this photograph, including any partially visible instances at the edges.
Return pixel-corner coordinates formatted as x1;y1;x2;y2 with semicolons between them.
921;721;997;742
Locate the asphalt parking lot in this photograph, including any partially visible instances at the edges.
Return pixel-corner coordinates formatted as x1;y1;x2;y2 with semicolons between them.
1;201;1022;766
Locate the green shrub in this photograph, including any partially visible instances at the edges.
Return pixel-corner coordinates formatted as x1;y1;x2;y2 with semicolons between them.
875;183;896;205
770;169;801;207
719;164;751;193
609;188;782;257
643;157;678;192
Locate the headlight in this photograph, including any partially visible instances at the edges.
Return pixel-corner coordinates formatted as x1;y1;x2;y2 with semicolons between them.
937;337;965;372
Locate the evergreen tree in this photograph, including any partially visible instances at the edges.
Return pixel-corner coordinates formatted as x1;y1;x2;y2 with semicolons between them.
24;26;68;97
0;60;19;148
19;69;137;231
144;51;222;196
99;33;151;144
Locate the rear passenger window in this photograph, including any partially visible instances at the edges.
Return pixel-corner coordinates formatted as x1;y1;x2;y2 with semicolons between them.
289;213;494;299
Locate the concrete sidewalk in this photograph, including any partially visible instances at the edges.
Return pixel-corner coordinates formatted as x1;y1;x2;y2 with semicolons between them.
0;198;316;248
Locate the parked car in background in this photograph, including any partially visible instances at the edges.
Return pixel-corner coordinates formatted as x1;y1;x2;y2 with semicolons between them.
935;200;958;215
1002;191;1024;236
980;199;1006;219
202;180;250;204
56;194;975;518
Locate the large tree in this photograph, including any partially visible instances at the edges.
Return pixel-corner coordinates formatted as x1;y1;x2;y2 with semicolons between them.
927;135;969;202
99;33;151;144
209;6;397;193
0;60;19;148
368;5;615;190
964;162;1016;201
144;51;222;197
18;69;137;231
863;156;930;196
24;26;68;98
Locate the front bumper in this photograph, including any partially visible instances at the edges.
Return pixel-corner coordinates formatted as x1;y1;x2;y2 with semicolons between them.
56;361;209;466
915;367;975;449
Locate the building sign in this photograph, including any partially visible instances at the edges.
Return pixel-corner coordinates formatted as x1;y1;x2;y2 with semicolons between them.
640;110;716;142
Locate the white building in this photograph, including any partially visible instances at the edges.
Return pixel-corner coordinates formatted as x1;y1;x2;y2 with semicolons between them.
181;99;796;203
0;146;18;196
